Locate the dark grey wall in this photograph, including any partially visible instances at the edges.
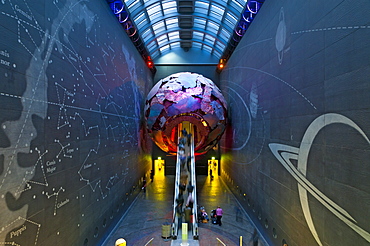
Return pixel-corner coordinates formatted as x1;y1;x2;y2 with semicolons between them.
220;1;370;246
0;0;153;245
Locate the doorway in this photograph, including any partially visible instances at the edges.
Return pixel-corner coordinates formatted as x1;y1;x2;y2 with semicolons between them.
207;158;218;176
154;158;165;177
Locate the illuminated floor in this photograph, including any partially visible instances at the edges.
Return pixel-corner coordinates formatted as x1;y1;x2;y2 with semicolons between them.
101;170;268;246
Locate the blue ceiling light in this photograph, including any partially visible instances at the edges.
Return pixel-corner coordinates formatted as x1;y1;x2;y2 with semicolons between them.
107;0;157;73
217;0;265;72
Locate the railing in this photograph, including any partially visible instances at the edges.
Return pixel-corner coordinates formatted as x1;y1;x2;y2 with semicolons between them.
171;124;199;240
170;139;182;239
189;132;199;239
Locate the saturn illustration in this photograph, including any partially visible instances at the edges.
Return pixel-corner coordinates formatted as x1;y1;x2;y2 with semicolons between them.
269;113;370;246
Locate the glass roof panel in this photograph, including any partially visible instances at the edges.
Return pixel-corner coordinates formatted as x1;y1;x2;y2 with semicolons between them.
216;42;225;51
163;1;177;15
163;1;176;9
213;49;221;58
165;18;178;29
206;21;219;32
152;49;160;56
122;0;252;60
171;42;180;49
193;42;202;49
230;0;243;11
142;29;153;43
209;4;224;20
194;17;206;29
205;34;215;44
126;0;139;9
147;41;157;51
195;1;210;10
136;19;148;30
160;44;170;52
168;32;179;41
157;39;168;47
158;34;168;43
203;45;212;53
220;27;231;41
152;20;165;35
193;31;204;40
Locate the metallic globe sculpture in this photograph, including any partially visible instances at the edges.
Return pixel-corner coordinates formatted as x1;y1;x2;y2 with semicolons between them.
144;72;227;155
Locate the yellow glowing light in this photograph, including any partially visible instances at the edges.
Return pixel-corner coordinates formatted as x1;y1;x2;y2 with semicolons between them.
211;157;215;160
158;157;161;160
115;238;126;246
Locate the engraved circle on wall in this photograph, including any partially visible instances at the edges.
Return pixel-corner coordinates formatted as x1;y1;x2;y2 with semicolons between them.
221;84;265;164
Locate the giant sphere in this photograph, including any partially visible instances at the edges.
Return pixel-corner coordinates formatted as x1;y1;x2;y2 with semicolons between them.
144;72;227;155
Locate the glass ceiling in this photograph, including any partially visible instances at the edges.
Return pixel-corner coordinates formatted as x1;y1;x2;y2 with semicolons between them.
123;0;249;60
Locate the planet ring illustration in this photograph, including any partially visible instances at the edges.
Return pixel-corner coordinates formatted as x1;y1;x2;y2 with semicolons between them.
269;113;370;246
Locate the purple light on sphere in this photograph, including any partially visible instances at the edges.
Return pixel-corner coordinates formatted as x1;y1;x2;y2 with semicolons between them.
144;72;228;155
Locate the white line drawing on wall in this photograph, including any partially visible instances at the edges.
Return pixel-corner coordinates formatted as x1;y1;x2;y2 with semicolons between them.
269;113;370;245
0;0;142;244
220;82;265;164
275;7;286;65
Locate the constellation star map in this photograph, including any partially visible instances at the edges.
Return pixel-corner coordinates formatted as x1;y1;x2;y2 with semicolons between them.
0;0;152;245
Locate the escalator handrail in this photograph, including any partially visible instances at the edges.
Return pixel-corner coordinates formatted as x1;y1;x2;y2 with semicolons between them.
171;139;183;238
189;134;199;239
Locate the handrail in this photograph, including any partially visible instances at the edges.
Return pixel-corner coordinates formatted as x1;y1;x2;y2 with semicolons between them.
171;124;199;240
189;131;199;239
171;133;182;238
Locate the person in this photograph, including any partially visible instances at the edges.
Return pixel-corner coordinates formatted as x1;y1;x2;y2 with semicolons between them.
181;128;187;137
142;178;147;193
176;194;184;230
187;133;192;146
179;137;186;149
150;170;154;182
186;191;194;209
179;150;186;167
216;206;223;226
179;183;186;193
209;169;213;179
187;183;194;193
186;153;191;171
184;204;193;230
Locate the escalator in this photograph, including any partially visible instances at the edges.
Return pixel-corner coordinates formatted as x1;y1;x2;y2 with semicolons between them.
171;125;199;240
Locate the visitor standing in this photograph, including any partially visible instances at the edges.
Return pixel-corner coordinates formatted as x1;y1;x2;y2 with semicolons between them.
142;178;147;193
216;206;223;226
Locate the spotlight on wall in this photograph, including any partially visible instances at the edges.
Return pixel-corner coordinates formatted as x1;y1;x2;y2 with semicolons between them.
217;58;227;72
146;56;154;69
107;0;156;74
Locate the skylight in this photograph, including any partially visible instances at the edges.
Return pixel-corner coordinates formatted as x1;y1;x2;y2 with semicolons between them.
120;0;262;60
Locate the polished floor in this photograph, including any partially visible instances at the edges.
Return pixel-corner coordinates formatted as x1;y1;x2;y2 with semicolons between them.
101;168;268;246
